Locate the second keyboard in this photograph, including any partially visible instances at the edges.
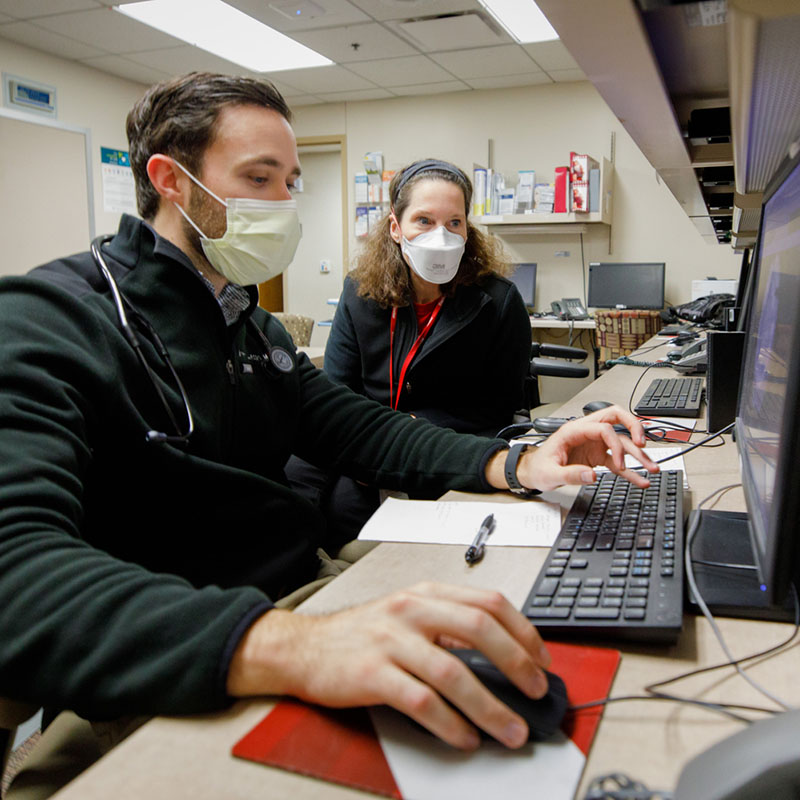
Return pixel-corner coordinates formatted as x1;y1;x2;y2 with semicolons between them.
634;376;703;417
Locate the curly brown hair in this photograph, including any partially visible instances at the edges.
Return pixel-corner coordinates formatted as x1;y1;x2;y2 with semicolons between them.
350;159;511;308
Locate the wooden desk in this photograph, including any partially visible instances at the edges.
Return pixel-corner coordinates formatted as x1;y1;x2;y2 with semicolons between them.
53;348;799;800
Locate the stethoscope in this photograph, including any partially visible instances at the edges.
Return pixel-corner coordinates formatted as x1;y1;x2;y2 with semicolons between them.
90;235;294;445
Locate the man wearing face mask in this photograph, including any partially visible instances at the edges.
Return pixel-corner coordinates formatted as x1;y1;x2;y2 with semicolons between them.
0;73;658;796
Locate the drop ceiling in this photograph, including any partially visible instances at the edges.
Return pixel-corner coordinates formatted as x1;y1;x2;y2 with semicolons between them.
0;0;585;104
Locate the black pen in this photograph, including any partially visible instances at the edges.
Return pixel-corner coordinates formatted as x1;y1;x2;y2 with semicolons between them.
465;513;495;565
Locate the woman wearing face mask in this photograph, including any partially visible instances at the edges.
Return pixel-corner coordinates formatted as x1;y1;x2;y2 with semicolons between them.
324;158;531;435
284;160;531;547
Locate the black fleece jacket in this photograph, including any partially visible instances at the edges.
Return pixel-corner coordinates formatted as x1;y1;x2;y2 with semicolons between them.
324;273;531;437
0;216;506;721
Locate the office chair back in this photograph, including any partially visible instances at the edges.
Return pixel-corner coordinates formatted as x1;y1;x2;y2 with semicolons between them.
271;313;314;347
1;697;36;776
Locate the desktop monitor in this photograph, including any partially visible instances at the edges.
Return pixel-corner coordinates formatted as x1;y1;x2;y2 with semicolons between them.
509;262;537;311
587;262;665;310
690;149;800;620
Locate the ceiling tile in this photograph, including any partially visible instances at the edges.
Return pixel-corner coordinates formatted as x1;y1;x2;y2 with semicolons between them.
32;7;184;52
227;0;369;32
262;64;375;93
523;40;579;71
0;0;102;19
430;44;542;79
314;87;394;102
346;0;482;23
390;80;469;96
0;20;106;59
289;22;416;63
283;94;325;106
345;55;453;87
391;11;509;52
79;54;170;85
124;45;261;78
548;68;586;83
465;73;553;90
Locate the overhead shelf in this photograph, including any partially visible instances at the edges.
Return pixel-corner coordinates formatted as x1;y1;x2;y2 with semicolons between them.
475;158;613;235
537;0;800;248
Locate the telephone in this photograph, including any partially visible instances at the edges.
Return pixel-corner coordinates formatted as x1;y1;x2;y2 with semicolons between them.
551;298;589;320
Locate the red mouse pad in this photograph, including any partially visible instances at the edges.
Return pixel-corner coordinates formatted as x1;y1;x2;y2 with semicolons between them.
232;641;620;797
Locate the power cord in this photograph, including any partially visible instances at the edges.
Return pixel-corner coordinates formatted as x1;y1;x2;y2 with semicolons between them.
583;773;672;800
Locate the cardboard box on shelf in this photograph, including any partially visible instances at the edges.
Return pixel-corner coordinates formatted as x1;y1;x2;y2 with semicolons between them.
570;152;599;184
554;166;569;213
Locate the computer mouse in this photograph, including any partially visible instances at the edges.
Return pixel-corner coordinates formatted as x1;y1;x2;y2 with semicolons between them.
582;399;614;415
449;649;568;741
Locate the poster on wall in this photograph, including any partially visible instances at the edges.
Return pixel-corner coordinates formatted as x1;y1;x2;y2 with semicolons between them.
101;147;136;214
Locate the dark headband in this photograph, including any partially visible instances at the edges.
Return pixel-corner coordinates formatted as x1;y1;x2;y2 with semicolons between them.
392;159;468;204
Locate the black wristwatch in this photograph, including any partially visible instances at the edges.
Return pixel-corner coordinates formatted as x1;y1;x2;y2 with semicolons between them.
504;442;540;497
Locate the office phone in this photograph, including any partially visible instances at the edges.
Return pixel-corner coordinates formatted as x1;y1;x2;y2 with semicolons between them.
550;298;589;320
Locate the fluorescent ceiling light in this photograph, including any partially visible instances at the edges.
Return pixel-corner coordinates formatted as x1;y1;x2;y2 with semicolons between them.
478;0;559;43
115;0;333;72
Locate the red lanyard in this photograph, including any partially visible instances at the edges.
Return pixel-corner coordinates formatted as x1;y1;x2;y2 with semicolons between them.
389;297;444;410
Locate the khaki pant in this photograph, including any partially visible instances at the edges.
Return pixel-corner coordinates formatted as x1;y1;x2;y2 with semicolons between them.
6;541;377;800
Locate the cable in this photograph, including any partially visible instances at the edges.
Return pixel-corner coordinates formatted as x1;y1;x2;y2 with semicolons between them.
652;423;734;463
684;487;799;711
583;772;672;800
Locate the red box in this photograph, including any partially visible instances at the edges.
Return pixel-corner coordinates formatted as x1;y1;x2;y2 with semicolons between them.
572;181;589;212
570;152;599;184
554;166;569;213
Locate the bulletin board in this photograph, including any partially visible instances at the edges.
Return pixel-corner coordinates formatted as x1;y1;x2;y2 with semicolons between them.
0;108;94;278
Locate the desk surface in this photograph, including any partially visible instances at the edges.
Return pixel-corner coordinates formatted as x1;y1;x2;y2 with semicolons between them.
53;341;800;800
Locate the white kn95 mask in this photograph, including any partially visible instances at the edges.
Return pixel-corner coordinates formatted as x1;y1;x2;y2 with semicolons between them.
400;226;466;284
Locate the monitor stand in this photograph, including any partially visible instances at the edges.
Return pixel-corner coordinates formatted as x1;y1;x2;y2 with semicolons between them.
686;509;797;623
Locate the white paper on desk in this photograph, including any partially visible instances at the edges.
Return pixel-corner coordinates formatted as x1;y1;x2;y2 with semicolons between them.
369;706;583;800
357;498;561;547
595;446;689;488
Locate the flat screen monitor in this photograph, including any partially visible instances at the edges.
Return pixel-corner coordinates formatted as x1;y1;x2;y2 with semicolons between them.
689;150;800;620
509;262;537;310
587;262;665;310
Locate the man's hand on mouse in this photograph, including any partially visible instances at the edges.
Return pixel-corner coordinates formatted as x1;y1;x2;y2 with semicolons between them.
226;582;552;751
487;404;659;493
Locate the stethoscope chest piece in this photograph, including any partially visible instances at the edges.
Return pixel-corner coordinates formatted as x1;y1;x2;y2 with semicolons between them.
268;346;294;373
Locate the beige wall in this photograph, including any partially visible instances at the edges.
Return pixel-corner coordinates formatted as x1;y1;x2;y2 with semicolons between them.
2;35;740;309
1;37;146;239
292;81;741;310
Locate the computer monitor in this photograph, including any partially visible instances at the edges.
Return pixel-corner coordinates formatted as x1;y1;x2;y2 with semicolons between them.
509;262;537;311
689;149;800;620
587;262;665;310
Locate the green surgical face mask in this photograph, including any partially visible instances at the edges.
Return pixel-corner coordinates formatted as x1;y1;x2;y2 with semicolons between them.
173;161;302;286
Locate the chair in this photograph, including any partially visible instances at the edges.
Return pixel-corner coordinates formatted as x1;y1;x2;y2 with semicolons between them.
594;309;662;364
271;313;314;347
1;698;37;785
504;343;590;438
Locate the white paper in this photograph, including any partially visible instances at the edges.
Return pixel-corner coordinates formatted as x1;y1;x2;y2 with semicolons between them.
358;498;561;548
369;706;584;800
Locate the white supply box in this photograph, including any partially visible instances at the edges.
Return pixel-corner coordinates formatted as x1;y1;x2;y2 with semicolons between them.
691;278;737;300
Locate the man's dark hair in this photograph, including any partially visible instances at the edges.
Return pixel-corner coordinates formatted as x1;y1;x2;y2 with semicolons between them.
126;72;292;220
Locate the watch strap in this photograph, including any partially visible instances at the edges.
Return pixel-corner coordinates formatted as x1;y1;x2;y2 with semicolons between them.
504;443;540;496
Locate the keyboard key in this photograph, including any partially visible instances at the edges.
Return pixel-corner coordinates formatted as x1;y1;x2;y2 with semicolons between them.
536;578;560;596
527;606;571;619
574;607;621;619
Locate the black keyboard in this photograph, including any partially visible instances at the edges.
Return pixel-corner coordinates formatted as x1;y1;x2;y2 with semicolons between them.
634;376;704;417
523;470;684;643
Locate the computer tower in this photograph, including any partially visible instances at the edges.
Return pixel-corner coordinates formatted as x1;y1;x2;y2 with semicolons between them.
706;331;746;432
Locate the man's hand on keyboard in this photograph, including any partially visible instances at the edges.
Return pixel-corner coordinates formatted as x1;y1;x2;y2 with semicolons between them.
518;405;659;491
